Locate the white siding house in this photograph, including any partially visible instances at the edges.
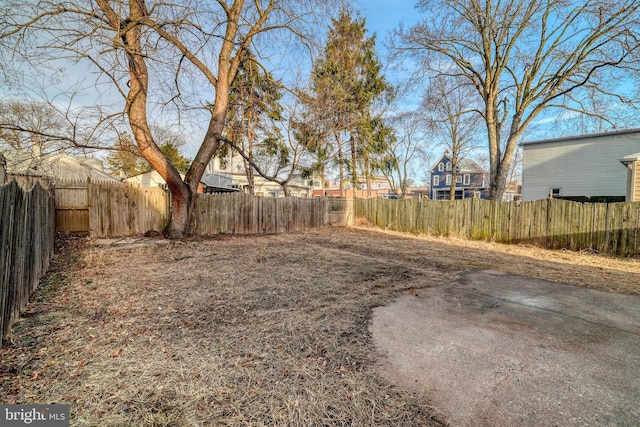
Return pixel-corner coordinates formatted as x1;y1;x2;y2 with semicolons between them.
2;150;119;184
521;129;640;201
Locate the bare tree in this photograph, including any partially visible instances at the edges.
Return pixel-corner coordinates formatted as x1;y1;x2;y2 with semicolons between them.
373;111;429;197
1;0;341;238
423;76;482;200
307;10;391;196
395;0;640;200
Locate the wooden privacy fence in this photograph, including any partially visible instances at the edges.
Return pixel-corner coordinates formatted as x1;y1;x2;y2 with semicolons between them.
356;197;640;257
55;180;90;232
190;193;348;235
0;180;55;343
88;182;170;238
81;181;350;238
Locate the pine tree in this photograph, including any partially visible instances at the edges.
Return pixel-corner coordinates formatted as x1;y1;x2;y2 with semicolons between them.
225;51;285;194
307;10;391;195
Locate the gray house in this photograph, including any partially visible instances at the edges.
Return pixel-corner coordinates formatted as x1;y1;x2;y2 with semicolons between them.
428;153;489;200
521;128;640;201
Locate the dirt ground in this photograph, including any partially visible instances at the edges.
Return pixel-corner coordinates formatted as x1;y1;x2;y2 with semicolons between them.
1;227;638;426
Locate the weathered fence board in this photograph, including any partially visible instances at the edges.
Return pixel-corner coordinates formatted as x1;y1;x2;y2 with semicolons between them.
356;197;640;257
190;193;335;236
1;180;55;343
88;182;170;238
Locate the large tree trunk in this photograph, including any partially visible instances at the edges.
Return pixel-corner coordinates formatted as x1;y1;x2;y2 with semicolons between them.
113;0;192;238
485;96;507;201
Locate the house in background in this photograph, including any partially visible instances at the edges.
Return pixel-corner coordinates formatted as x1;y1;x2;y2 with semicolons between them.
205;154;311;197
521;128;640;201
2;149;119;185
127;170;214;194
311;175;392;198
619;152;640;202
429;153;490;200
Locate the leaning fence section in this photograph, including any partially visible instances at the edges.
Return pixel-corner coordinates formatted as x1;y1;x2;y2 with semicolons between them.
0;180;55;343
355;197;640;257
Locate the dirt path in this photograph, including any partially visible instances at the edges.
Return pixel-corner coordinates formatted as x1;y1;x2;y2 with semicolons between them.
1;227;637;426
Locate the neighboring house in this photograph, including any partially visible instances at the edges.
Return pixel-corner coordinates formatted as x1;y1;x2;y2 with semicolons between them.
126;170;176;189
200;170;239;194
619;152;640;202
2;149;119;184
502;182;522;202
428;153;489;200
206;154;311;197
311;176;392;198
126;170;209;194
521;128;640;201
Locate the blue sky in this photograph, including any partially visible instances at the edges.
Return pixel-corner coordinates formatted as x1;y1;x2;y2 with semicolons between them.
358;1;420;42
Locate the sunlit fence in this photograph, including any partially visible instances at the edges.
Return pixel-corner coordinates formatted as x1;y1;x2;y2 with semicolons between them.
52;181;352;237
355;197;640;257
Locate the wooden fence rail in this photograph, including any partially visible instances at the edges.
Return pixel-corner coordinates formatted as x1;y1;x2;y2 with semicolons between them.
355;197;640;257
82;181;350;238
0;180;55;343
190;193;334;235
88;181;170;238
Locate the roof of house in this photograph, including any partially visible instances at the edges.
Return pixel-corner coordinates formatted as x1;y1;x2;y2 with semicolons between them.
2;149;118;182
457;158;486;173
429;154;486;174
619;152;640;165
521;128;640;146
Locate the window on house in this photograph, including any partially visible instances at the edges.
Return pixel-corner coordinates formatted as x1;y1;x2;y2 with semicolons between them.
445;174;452;185
433;175;440;186
550;188;561;198
438;163;444;171
456;175;462;184
446;162;452;171
463;174;470;185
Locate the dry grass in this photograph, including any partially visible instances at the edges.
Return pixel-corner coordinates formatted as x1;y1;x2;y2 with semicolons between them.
1;227;638;426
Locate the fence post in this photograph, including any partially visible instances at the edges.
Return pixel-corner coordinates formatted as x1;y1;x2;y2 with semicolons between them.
0;153;6;185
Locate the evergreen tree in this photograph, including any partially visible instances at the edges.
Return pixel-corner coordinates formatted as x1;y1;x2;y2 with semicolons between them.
225;52;285;194
107;134;146;176
307;10;391;195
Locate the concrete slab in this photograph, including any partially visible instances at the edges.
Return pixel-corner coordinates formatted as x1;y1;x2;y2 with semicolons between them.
371;270;640;426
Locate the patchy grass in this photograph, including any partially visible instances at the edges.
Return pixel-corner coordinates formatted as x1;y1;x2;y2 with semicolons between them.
1;227;638;426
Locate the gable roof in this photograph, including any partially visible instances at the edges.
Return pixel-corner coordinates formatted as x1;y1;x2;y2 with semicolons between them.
522;128;640;146
457;158;485;173
429;154;486;174
2;149;119;182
